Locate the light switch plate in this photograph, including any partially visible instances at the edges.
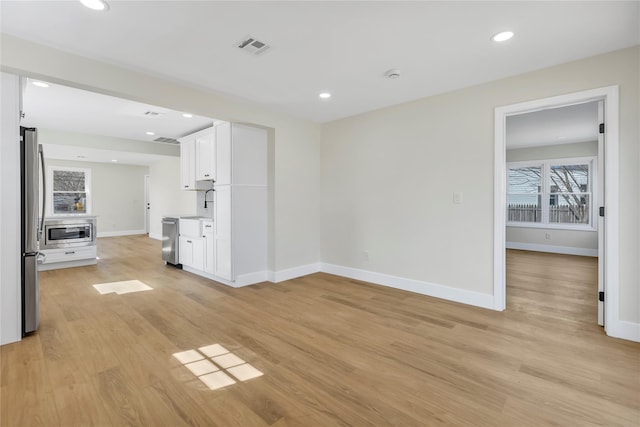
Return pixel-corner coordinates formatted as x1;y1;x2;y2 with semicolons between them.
453;192;463;204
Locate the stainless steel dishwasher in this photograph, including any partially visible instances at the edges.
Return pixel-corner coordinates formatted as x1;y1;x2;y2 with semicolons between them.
161;216;182;268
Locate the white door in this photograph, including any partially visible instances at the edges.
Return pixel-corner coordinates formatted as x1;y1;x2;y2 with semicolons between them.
144;175;150;234
597;100;605;326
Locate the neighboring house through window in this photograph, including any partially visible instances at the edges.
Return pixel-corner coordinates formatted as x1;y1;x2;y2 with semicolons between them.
507;157;595;230
47;166;92;215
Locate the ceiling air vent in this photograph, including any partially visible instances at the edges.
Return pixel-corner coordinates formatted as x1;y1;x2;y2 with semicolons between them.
144;111;161;117
236;36;271;56
153;137;180;145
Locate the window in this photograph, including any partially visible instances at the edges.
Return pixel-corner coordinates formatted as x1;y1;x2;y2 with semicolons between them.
507;157;595;229
47;166;91;215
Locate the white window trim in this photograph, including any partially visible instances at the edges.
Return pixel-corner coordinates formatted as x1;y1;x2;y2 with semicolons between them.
46;166;92;216
507;156;597;231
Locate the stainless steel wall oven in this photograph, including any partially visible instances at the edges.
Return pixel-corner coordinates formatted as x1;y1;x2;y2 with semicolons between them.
42;217;96;249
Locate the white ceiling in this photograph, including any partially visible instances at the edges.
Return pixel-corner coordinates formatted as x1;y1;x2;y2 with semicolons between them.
21;78;214;143
2;1;638;124
506;101;600;149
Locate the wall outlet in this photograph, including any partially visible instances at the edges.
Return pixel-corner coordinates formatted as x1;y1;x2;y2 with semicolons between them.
545;233;552;240
363;250;369;261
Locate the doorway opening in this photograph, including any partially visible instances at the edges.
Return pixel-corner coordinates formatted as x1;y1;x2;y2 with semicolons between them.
493;86;620;337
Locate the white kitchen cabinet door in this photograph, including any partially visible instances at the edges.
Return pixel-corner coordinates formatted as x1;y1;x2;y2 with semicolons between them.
203;221;215;274
231;124;268;186
215;122;232;186
196;132;215;181
179;235;192;266
180;235;204;270
191;238;204;271
180;138;196;190
202;221;216;274
214;186;232;280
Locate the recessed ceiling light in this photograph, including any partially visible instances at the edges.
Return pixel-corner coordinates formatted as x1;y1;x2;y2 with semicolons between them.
492;31;514;42
32;81;49;88
111;159;118;162
80;0;109;11
182;113;193;118
319;92;331;99
146;131;155;136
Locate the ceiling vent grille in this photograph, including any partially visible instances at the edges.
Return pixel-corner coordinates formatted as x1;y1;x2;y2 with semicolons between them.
144;111;161;117
236;36;271;56
153;137;180;145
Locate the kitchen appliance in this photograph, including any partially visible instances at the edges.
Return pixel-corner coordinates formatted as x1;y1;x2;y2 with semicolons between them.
162;216;182;268
42;217;96;249
20;126;45;336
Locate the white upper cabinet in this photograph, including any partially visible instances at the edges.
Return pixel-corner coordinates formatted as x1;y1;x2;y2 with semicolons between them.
181;123;267;190
196;131;215;181
214;122;268;186
180;126;214;190
179;136;196;190
230;124;268;186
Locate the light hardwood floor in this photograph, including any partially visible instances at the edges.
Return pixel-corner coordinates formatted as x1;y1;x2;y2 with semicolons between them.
1;237;638;426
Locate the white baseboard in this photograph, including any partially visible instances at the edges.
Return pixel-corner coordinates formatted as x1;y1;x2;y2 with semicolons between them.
97;229;147;238
608;320;640;342
181;266;269;288
320;263;495;310
149;232;162;240
269;263;321;283
506;241;598;257
234;271;269;287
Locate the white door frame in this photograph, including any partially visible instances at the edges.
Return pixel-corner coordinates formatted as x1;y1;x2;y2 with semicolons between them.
493;85;619;337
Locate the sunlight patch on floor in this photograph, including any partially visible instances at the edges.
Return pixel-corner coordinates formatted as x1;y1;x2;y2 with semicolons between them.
172;344;263;390
92;280;153;295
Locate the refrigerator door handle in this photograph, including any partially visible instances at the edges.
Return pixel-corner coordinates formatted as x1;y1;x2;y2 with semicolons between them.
39;144;46;241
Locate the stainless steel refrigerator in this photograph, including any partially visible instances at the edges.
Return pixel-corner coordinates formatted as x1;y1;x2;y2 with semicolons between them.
20;126;45;336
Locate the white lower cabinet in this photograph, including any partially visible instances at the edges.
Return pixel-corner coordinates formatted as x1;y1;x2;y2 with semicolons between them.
203;220;215;274
179;235;204;271
39;245;97;271
214;186;232;280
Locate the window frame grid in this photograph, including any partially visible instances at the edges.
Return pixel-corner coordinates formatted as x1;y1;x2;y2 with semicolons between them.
47;166;92;216
507;156;596;231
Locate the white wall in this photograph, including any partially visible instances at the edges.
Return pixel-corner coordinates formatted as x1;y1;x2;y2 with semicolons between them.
321;46;639;324
44;159;149;235
506;141;598;255
0;72;21;345
148;156;197;239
